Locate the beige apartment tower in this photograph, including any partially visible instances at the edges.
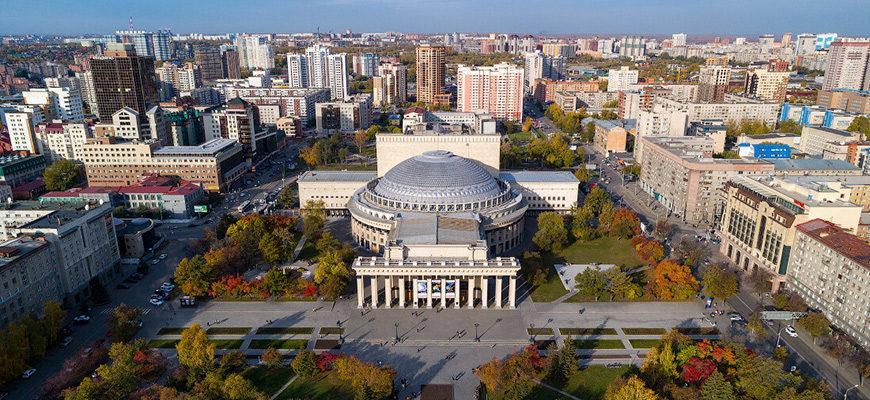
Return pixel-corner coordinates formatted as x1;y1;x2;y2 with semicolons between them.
415;45;446;104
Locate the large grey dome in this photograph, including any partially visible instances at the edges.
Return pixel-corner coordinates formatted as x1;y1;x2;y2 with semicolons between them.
373;150;503;206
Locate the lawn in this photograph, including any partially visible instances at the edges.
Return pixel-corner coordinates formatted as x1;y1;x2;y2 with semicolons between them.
621;328;668;335
206;327;251;335
557;237;644;268
147;339;179;348
255;327;314;335
156;327;186;335
508;130;536;143
210;339;244;349
559;328;618;336
529;252;569;302
629;339;662;348
528;327;555;335
573;339;625;349
242;366;295;397
319;327;345;335
249;339;309;349
276;372;355;400
527;365;633;400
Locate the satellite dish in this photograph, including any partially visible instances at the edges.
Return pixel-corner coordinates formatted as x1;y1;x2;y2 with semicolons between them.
99;199;104;205
6;197;11;204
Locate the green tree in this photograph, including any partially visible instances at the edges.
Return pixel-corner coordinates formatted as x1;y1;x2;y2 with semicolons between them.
301;200;326;238
43;159;82;191
260;347;283;369
42;300;67;346
176;324;215;382
776;119;803;135
21;315;47;359
175;255;214;297
63;377;100;400
583;187;612;215
261;268;290;297
735;356;800;400
291;348;318;378
258;233;283;264
555;337;579;381
747;314;766;341
106;304;143;342
575;268;607;300
847;115;870;140
701;370;735;400
222;373;264;400
94;341;139;398
606;268;641;300
702;265;738;300
798;312;830;344
574;167;592;183
570;206;596;241
533;212;567;252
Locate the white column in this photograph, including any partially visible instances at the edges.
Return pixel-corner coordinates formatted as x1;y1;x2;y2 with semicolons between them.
426;278;433;308
509;276;517;309
440;278;446;308
371;275;379;308
384;276;392;308
495;276;503;308
398;277;406;308
481;276;488;309
356;276;364;308
467;276;475;309
454;278;460;308
412;278;419;308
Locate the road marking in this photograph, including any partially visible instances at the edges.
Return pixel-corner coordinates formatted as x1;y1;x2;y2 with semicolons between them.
142;308;152;315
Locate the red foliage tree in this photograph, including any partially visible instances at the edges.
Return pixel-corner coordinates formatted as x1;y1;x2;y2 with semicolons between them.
680;356;717;383
609;208;641;239
316;352;340;371
302;281;318;298
635;238;665;265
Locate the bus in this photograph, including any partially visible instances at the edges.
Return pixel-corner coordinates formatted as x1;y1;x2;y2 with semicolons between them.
237;200;252;213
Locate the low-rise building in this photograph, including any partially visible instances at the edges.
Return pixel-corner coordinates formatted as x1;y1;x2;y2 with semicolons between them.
315;95;372;135
779;104;859;131
799;126;863;159
297;171;377;215
586;118;634;154
114;218;157;258
498;171;579;213
638;136;775;224
718;177;862;290
221;87;330;127
0;236;63;325
768;158;863;176
401;109;496;135
787;219;870;349
816;89;870;115
532;79;599;103
737;132;801;148
0;154;47;188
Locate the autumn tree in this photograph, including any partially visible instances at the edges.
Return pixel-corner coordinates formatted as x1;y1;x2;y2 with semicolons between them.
571;206;597;241
475;346;542;400
650;260;699;300
575;268;607;300
175;255;214;297
220;350;248;373
652;220;673;241
701;370;735;400
94;341;140;399
574;167;592;184
176;324;215;382
533;212;567;251
258;232;283;264
522;116;534;132
798;312;830;344
292;348;318;378
261;347;283;369
334;356;395;400
702;265;738;300
106;304;143;342
352;129;368;151
606;268;642;300
747;314;766;341
222;373;265;400
604;376;659;400
609;207;641;239
735;355;800;400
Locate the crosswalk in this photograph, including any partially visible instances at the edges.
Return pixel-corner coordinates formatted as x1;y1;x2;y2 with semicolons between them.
99;306;153;315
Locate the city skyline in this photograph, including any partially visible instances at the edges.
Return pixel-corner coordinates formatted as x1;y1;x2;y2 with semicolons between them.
5;0;870;36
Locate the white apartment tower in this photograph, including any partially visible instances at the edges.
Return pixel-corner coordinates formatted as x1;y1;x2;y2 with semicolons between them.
456;63;524;122
822;39;870;91
606;66;639;92
235;35;274;70
287;54;309;88
373;63;407;107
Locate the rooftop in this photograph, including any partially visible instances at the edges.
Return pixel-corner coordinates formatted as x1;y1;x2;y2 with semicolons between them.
806;126;856;137
499;171;580;183
0;153;43;167
392;214;483;245
153;138;239;156
0;237;49;269
767;158;861;171
796;219;870;269
297;170;377;183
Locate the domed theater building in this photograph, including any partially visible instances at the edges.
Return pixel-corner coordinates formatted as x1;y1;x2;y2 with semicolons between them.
297;121;579;309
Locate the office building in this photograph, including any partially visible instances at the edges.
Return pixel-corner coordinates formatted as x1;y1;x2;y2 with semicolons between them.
222;49;241;79
586;118;634;154
456;63;524;122
799;126;863;157
779;104;859;130
817;89;870;114
719;177;861;292
81;137;247;192
744;67;791;102
155;63;201;101
372;63;407;107
400;110;497;137
0;154;47;187
194;45;225;81
34;121;93;161
416;45;447;104
90;43;158;119
787;219;869;349
606;66;639;92
220;87;330;126
353;53;380;76
638;136;774;224
202;97;263;158
234;35;274;70
619;36;645;59
93;106;168;144
0;237;63;325
3;106;45;153
698;66;732;102
315;95;372;134
822;40;870;91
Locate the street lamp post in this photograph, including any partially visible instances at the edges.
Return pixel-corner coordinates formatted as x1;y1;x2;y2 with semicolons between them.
474;323;480;342
776;326;786;347
844;384;859;400
394;322;400;343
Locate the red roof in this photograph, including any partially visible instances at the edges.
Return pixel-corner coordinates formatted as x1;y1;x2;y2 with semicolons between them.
796;219;870;269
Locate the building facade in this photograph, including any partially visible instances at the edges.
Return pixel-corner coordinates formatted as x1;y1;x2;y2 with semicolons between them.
456;63;523;122
822;40;870;91
372;63;407;107
90;43;159;120
607;67;639;92
415;45;447;104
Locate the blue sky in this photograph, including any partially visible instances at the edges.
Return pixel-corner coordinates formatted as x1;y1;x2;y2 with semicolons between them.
4;0;868;36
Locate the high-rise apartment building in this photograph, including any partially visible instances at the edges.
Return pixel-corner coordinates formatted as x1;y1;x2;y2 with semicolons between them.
234;35;274;70
456;63;524;122
326;53;350;100
822;40;870;91
744;66;791;102
287;54;308;87
524;51;566;93
698;65;732;102
155;63;202;100
294;44;348;100
115;30;173;61
416;45;447;104
606;66;639;92
89;43;158;119
34;121;93;161
353;53;380;76
22;87;84;122
305;44;331;89
372;63;407;107
74;70;97;110
222;49;241;79
619;36;646;59
3;106;45;153
671;33;687;47
194;45;225;81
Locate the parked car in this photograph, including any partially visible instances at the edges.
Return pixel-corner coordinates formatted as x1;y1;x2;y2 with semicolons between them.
159;253;167;260
72;315;91;324
728;313;743;322
149;298;164;306
785;325;798;337
21;369;36;379
160;282;176;292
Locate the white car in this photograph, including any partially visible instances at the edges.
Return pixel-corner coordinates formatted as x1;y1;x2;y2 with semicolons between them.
150;259;160;265
728;313;744;322
21;368;36;379
73;315;91;323
159;254;167;260
160;282;176;292
149;298;165;306
785;325;798;337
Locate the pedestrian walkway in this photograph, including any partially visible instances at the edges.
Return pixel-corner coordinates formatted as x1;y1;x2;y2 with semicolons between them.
269;375;298;400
